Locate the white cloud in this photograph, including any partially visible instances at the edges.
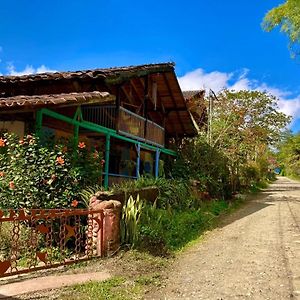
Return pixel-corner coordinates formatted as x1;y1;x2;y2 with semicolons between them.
277;96;300;124
7;63;56;76
36;64;57;74
178;68;300;126
178;68;232;92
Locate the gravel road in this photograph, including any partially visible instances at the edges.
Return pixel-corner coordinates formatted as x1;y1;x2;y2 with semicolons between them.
147;177;300;300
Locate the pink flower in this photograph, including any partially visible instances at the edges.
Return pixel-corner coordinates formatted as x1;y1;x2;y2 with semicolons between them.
56;156;65;165
9;181;15;189
0;138;6;147
78;142;86;149
101;159;105;166
71;200;79;207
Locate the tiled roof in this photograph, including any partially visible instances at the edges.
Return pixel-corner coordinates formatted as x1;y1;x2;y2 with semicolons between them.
0;91;114;108
0;63;175;86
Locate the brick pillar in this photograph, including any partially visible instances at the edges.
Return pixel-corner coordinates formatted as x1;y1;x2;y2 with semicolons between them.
89;199;122;257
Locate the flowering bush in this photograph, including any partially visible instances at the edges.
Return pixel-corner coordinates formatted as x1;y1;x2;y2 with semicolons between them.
0;133;103;209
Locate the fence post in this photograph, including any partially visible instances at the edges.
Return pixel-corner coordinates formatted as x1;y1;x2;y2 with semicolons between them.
90;199;122;257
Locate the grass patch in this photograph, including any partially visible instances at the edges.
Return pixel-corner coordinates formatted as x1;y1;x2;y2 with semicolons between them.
58;276;141;300
287;174;300;182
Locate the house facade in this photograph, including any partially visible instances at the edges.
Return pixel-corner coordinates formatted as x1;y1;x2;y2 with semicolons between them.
0;63;198;188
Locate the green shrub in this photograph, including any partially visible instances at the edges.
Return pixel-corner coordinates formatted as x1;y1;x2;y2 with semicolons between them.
136;199;232;254
172;137;232;199
113;177;196;210
0;133;103;209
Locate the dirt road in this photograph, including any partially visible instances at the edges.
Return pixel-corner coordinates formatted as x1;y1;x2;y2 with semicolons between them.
147;177;300;299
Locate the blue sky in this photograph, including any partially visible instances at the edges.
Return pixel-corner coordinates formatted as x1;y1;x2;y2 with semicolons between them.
1;0;300;131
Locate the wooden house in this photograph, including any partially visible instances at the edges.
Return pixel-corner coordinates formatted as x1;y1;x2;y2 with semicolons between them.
0;62;198;187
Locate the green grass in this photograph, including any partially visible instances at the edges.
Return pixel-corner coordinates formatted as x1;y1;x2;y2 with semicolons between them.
59;276;142;300
287;174;300;181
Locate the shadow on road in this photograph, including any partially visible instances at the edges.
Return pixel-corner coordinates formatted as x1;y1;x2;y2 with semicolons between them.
219;178;300;229
218;192;274;229
0;294;20;299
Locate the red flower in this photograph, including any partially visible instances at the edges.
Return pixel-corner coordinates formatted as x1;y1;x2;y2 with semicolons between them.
19;139;24;145
101;159;105;166
0;171;5;177
9;181;15;189
56;156;65;165
0;138;6;147
71;200;79;208
78;142;86;149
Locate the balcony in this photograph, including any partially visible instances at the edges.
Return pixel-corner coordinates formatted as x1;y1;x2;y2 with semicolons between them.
82;106;165;147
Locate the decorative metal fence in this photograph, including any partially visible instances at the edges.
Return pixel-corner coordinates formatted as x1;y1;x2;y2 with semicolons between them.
0;208;104;278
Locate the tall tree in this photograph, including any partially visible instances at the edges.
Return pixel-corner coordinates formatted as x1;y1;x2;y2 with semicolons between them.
210;90;291;189
277;133;300;176
262;0;300;57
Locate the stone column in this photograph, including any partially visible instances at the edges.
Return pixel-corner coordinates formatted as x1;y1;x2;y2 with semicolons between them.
89;198;122;257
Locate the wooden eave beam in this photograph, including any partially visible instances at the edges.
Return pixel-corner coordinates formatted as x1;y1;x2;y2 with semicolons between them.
120;85;134;105
137;75;176;134
162;73;186;134
129;78;144;104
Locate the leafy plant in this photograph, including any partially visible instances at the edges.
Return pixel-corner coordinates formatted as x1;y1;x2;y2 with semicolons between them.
79;184;104;208
121;195;144;248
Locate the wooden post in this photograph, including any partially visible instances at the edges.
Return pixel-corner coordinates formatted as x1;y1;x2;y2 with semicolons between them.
104;134;111;189
74;124;79;149
155;148;160;178
115;85;121;131
136;143;141;178
73;107;80;152
143;76;149;139
35;109;43;139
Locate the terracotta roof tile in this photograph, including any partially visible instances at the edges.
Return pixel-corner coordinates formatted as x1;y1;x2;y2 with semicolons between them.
0;63;175;85
0;91;114;108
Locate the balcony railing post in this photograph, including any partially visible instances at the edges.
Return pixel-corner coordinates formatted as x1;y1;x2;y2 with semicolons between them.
35;109;43;139
155;148;160;178
136;143;141;178
104;134;111;189
115;85;121;131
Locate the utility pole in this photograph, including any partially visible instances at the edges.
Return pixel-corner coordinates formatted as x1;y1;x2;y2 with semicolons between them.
208;89;218;146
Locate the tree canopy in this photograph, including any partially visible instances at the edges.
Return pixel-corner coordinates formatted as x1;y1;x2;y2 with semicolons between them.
262;0;300;57
277;133;300;177
209;90;291;189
